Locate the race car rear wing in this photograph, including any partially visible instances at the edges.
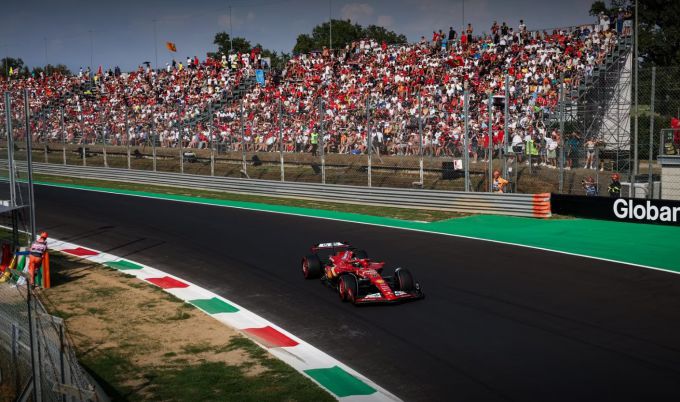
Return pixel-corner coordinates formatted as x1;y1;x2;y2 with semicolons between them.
311;241;352;253
314;241;350;249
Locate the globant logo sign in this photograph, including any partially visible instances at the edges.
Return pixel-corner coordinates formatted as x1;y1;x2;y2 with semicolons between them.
613;199;680;222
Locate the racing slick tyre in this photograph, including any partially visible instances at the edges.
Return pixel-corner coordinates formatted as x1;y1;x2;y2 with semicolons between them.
354;249;368;259
394;267;415;292
339;274;359;304
302;255;322;279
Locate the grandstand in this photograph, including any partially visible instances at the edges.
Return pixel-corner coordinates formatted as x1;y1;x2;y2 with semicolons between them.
0;18;633;193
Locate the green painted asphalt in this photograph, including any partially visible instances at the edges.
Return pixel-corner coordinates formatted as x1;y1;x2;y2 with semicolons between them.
37;180;680;274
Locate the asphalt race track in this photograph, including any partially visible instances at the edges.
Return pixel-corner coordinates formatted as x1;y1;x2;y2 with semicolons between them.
28;185;680;401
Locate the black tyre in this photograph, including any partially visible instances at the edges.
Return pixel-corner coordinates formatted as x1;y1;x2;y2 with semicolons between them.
354;249;368;259
302;254;322;279
339;274;359;304
394;268;415;292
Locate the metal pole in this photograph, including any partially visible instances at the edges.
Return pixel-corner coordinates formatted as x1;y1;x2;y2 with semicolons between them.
4;93;16;206
178;103;184;174
503;75;509;179
42;113;48;164
229;6;233;52
240;98;246;173
59;324;66;402
151;120;157;172
279;100;284;181
210;111;215;176
319;100;326;184
102;110;108;168
633;0;639;176
648;66;655;198
366;97;372;187
463;90;470;192
153;19;158;71
558;76;565;193
60;106;66;165
27;288;41;402
24;90;37;241
79;108;86;166
487;93;493;192
125;106;131;169
417;92;424;186
329;0;333;50
89;29;94;83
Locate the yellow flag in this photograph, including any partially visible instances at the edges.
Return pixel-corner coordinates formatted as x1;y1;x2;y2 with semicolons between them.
9;67;13;76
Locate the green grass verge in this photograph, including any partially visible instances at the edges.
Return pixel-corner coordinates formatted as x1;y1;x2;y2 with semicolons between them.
32;172;468;222
39;252;335;402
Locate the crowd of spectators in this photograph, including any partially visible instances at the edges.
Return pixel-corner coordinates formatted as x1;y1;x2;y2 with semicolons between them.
1;18;625;163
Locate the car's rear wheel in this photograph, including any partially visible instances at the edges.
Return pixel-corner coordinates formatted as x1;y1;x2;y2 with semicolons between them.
394;268;414;292
302;255;322;279
339;275;358;304
354;249;368;259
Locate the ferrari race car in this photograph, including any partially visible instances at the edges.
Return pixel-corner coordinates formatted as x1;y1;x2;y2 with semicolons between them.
301;242;424;305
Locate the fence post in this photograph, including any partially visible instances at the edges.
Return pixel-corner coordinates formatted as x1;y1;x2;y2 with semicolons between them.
59;323;66;402
503;75;509;179
27;289;42;401
558;75;565;193
463;90;470;192
240;98;246;175
12;323;20;397
210;110;215;177
102;111;108;168
151;119;157;172
648;66;655;199
487;93;493;192
5;93;17;206
366;98;372;187
319;100;326;184
80;108;86;166
23;89;37;241
43;113;48;164
279;100;284;182
125;107;131;169
417;92;424;187
61;106;66;165
178;103;184;174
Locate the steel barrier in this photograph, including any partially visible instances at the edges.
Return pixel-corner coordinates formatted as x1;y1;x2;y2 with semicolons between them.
5;162;552;218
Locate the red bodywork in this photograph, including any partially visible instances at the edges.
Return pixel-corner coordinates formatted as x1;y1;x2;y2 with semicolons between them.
310;243;423;304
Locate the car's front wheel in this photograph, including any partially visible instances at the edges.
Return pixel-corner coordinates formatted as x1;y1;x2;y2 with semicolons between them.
339;274;358;304
394;267;415;292
302;255;322;279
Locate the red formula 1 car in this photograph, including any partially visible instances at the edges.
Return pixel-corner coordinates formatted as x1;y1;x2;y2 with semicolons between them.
301;242;424;305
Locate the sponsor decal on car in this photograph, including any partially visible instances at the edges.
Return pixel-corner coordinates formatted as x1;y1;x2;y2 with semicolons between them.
364;293;382;299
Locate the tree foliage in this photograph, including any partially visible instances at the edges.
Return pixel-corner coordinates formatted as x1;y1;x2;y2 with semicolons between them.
0;57;29;78
589;0;680;66
293;19;407;54
213;32;290;70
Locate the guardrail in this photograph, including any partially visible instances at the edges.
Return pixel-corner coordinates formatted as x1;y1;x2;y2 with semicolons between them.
6;162;552;218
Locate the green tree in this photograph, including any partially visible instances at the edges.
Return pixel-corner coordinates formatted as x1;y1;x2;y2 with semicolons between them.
32;64;72;77
293;19;407;54
589;0;608;15
213;32;253;55
0;57;27;78
589;0;680;66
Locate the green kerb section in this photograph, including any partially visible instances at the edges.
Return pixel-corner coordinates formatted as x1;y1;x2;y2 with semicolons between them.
190;297;239;314
105;260;144;270
37;180;680;274
304;366;376;397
